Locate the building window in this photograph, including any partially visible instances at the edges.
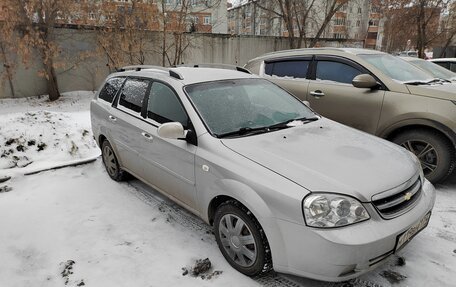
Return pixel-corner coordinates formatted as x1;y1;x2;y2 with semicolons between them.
356;20;360;27
334;18;346;26
357;7;362;14
89;12;97;20
369;19;379;26
193;16;199;24
203;16;211;25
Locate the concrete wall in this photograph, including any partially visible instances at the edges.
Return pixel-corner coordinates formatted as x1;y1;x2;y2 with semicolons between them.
0;29;362;99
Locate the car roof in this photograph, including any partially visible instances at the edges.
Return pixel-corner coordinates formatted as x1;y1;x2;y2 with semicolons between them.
429;58;456;62
248;47;385;62
400;56;423;62
108;66;258;85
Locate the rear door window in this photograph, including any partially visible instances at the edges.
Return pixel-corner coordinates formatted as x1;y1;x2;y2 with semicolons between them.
98;77;125;103
146;82;189;128
265;60;310;78
316;61;362;84
450;63;456;73
435;62;450;70
118;78;150;116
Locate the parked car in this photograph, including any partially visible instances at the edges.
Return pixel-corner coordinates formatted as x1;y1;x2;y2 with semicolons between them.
91;65;435;282
398;50;418;57
429;58;456;73
245;48;456;183
401;56;456;82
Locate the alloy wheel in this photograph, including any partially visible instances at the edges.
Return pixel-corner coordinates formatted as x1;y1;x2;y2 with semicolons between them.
401;140;438;175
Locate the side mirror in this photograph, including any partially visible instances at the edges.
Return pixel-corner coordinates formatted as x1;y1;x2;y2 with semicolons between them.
157;122;187;140
302;100;310;107
352;74;379;89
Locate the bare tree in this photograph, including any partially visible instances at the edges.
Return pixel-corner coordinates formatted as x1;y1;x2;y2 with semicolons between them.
308;0;350;48
439;2;456;57
380;0;451;57
0;0;80;101
158;0;223;66
0;9;16;98
96;0;158;71
254;0;350;49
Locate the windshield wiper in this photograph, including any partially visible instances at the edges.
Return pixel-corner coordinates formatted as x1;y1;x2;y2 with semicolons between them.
216;116;319;138
267;116;319;129
217;126;271;138
403;80;429;85
404;78;448;85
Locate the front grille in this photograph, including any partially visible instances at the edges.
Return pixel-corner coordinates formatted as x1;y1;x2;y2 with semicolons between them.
372;175;422;219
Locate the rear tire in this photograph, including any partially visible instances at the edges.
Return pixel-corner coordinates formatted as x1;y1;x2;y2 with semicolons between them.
101;140;128;181
392;129;455;183
214;201;272;276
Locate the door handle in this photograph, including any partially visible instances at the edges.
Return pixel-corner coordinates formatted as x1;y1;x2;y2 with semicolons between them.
310;90;325;98
141;132;153;142
108;115;117;122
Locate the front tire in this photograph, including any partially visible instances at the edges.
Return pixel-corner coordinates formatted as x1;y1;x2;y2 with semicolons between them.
214;201;271;276
392;129;455;183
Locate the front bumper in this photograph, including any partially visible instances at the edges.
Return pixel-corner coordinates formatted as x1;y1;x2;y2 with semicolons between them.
272;179;436;282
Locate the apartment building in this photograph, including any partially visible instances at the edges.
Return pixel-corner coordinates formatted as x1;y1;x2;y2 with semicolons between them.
66;0;227;34
228;0;383;49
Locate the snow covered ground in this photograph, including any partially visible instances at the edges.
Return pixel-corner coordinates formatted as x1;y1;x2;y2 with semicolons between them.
0;92;455;287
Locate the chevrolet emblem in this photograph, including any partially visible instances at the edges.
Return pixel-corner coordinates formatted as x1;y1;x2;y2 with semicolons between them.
404;192;412;201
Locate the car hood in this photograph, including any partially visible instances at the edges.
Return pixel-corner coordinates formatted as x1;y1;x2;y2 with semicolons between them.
221;118;418;202
407;83;456;101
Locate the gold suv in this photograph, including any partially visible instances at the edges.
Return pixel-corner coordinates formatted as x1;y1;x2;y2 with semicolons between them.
245;48;456;183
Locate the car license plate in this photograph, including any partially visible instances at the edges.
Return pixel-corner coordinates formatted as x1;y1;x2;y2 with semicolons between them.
396;212;431;252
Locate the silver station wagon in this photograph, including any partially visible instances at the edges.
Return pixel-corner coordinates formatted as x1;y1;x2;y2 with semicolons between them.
90;65;436;282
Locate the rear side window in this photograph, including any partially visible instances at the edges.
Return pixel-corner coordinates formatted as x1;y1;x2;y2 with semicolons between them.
118;78;150;114
265;60;309;78
450;63;456;73
316;61;362;84
146;82;188;127
435;62;450;70
98;77;125;103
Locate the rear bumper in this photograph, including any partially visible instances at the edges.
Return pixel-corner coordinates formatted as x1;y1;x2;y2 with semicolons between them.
273;179;436;282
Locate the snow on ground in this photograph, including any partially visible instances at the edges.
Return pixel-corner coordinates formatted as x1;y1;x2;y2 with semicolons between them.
0;160;255;287
0;92;455;287
0;92;100;177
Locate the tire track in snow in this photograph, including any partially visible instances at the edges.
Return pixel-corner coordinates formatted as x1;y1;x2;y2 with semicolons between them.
127;179;384;287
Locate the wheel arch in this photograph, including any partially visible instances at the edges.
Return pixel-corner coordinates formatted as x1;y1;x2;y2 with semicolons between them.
379;119;456;149
98;134;107;147
203;179;291;269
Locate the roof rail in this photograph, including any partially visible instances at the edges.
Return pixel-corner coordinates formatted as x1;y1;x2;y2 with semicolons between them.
177;63;251;74
117;65;184;80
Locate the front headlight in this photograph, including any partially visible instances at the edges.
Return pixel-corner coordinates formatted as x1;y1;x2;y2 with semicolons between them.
303;193;370;228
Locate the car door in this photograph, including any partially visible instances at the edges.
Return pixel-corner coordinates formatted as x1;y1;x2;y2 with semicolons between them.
109;77;151;176
136;81;197;210
307;56;385;134
263;58;311;100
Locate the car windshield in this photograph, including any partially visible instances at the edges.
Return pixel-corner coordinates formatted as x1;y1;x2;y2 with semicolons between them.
409;59;456;80
359;53;434;83
185;78;317;138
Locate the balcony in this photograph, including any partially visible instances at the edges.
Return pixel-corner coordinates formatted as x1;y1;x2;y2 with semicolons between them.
368;26;379;33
